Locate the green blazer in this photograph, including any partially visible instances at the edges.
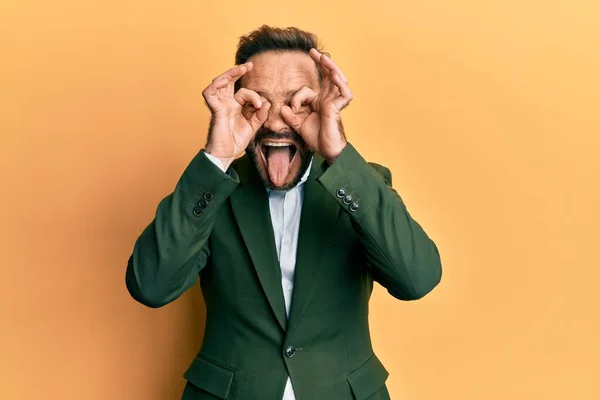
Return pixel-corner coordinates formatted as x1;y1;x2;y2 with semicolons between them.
126;143;442;400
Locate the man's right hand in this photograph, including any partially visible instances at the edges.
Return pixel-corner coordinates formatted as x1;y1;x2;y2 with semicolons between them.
202;62;271;170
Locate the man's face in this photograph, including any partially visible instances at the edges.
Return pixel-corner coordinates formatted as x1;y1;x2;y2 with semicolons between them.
242;51;320;191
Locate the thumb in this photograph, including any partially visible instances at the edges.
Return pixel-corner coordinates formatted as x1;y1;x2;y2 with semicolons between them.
281;105;303;132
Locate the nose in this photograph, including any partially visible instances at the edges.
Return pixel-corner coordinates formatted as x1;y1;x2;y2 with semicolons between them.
263;103;292;133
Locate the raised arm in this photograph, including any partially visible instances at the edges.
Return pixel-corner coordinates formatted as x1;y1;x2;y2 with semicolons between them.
126;61;271;307
318;143;442;300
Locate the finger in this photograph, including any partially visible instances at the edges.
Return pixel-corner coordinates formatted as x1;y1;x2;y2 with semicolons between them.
213;62;253;86
248;102;271;132
309;49;348;83
290;86;318;112
309;48;323;64
234;88;263;109
320;54;348;84
203;62;253;97
281;105;304;131
309;49;329;80
330;73;353;110
202;63;254;112
319;74;339;102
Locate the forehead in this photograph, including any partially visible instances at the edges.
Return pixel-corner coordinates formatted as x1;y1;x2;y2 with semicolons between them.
241;51;319;94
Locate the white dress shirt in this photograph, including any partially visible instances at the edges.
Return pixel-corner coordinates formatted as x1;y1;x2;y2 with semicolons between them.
205;152;312;400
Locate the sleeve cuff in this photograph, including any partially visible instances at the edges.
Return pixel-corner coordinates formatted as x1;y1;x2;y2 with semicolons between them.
177;150;240;225
317;143;388;222
203;151;227;172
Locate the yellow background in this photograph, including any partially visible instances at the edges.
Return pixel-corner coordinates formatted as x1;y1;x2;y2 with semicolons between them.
1;1;599;399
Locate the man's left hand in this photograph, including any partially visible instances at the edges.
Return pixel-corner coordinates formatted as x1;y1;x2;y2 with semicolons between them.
281;48;353;164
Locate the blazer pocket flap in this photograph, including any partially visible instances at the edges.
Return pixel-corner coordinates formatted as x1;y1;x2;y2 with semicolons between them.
346;353;389;400
183;354;235;399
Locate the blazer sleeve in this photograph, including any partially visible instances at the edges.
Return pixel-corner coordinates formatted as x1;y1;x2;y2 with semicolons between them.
125;150;239;308
317;143;442;300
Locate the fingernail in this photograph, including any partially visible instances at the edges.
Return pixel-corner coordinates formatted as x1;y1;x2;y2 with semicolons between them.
257;100;262;108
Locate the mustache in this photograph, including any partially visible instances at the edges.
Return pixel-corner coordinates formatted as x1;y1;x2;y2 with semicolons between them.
254;128;304;144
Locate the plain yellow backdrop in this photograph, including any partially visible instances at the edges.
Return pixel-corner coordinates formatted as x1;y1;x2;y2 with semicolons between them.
1;1;599;399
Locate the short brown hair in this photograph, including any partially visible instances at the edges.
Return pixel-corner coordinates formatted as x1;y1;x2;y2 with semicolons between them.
234;25;327;90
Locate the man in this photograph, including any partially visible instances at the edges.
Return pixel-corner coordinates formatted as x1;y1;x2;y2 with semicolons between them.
126;25;442;400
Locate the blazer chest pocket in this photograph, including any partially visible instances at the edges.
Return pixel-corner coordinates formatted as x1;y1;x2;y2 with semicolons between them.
184;354;235;399
346;353;389;399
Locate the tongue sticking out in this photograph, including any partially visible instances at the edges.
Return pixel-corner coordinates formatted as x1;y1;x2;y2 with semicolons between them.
266;147;292;187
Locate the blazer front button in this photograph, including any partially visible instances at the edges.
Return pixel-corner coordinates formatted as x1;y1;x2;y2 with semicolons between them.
342;195;353;205
284;345;296;358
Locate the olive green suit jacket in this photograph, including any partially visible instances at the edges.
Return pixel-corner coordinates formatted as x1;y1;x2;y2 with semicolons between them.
125;143;442;400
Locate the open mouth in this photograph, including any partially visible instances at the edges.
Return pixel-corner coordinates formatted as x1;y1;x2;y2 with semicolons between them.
261;141;297;162
259;141;298;187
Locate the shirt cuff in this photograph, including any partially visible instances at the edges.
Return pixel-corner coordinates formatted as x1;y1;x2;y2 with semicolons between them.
203;151;227;173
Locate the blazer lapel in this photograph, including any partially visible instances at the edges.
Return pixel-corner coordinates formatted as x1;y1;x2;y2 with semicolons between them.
230;156;287;332
286;156;341;338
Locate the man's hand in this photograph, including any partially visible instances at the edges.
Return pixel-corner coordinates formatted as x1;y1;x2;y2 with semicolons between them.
203;62;271;170
281;48;353;163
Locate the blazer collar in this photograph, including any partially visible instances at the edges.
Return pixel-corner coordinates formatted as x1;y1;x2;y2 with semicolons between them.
229;152;337;333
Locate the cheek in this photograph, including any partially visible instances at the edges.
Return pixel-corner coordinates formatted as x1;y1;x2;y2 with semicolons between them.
247;141;259;154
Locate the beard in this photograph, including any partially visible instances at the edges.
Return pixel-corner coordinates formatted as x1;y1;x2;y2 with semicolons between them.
245;127;314;191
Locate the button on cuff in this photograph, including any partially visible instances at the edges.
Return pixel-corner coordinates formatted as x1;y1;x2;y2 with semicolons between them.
203;191;214;201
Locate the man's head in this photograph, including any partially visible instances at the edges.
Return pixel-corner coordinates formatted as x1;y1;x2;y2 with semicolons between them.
235;25;325;191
